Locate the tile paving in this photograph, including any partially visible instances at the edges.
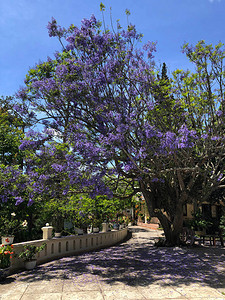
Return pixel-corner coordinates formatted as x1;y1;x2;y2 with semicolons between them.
1;226;225;299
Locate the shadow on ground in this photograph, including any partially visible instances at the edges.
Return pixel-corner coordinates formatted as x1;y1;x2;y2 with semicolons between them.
5;227;225;290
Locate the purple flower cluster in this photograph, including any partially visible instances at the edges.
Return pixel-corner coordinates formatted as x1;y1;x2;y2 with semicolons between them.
11;12;225;236
47;17;65;38
0;165;26;204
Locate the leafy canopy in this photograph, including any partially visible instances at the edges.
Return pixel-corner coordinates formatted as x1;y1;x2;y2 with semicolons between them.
12;10;225;245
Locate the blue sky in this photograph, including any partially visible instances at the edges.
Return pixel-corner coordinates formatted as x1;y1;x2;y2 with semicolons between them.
0;0;224;97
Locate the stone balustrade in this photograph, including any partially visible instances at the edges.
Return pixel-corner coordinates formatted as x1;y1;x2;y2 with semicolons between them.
10;226;128;272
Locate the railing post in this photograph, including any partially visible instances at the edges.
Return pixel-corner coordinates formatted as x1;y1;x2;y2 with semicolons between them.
42;223;53;240
102;223;108;232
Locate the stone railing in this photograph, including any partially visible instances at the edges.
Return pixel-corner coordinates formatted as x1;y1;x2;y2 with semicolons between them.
10;225;128;272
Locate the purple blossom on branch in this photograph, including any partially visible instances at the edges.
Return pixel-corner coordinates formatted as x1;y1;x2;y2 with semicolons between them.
15;197;24;205
12;15;225;246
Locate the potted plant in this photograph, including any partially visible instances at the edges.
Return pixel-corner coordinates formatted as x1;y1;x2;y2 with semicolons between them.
92;221;99;233
92;217;103;233
53;215;64;238
111;219;119;230
72;210;91;235
190;210;212;235
118;216;128;229
0;213;20;244
18;243;46;270
92;227;99;233
0;244;14;281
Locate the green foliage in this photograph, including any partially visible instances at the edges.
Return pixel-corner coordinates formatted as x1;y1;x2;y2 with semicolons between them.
0;96;24;166
0;244;14;269
14;12;225;247
0;214;21;236
0;96;30;241
42;198;65;232
18;243;46;261
0;199;43;242
125;9;131;16
100;2;105;12
61;194;125;230
189;210;212;230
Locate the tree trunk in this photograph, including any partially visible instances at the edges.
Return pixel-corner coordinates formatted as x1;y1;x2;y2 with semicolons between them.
144;194;184;246
156;210;183;246
140;181;185;246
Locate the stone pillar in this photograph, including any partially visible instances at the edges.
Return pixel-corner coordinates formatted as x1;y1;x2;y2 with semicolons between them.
42;223;53;239
102;223;108;232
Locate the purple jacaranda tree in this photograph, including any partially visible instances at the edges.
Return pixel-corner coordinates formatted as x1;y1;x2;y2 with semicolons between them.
15;12;225;245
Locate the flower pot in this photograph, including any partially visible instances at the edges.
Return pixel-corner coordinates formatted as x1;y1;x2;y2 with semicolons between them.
77;229;84;235
75;228;84;235
113;224;119;230
1;236;14;245
0;267;10;281
54;232;62;238
24;260;37;270
119;224;125;229
93;227;99;233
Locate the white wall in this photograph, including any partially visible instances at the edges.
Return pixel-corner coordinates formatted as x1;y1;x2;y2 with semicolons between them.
10;228;128;273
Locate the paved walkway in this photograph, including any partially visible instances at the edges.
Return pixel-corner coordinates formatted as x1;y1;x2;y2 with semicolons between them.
1;226;225;299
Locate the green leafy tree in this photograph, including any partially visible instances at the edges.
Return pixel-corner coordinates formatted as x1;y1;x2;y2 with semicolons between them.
0;96;24;166
15;10;225;246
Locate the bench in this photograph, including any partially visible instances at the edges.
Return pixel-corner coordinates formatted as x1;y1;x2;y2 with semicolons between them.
181;227;224;246
200;234;224;247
